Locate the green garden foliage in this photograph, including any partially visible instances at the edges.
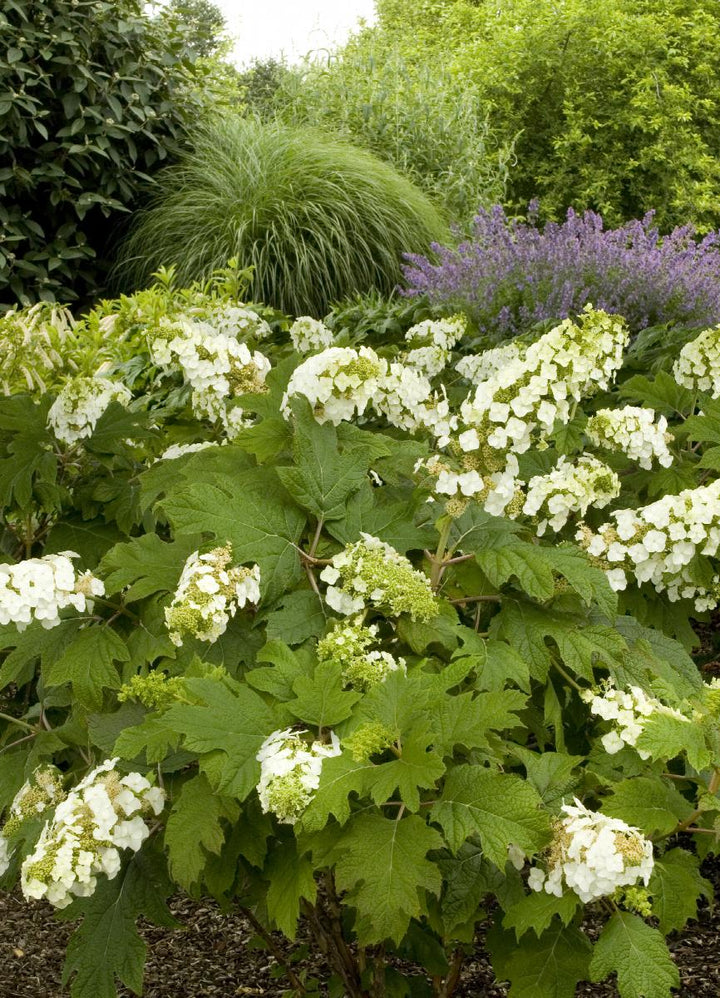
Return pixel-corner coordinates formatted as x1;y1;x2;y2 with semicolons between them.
1;278;720;997
117;116;449;317
364;0;720;230
266;45;513;222
0;0;238;309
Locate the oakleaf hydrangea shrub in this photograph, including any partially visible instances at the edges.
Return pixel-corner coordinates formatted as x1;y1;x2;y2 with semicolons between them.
3;281;720;998
403;205;720;340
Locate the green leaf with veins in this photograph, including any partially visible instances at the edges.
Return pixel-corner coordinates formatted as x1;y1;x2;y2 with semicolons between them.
487;920;592;998
589;912;679;998
164;773;240;891
649;848;713;934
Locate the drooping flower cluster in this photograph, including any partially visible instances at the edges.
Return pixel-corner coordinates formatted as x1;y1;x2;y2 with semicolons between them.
316;617;406;691
586;406;674;470
0;303;80;396
196;304;273;342
402;315;466;378
522;456;621;535
289;316;335;354
20;759;165;909
581;681;689;758
528;800;654;904
577;478;720;609
149;318;270;427
281;346;387;424
455;341;525;385
165;545;260;646
673;324;720;397
320;534;439;620
0;553;104;631
47;375;132;445
256;729;341;824
0;766;65;877
459;307;629;458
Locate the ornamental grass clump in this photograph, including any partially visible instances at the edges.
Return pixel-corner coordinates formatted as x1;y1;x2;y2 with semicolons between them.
118;116;448;317
403;205;720;339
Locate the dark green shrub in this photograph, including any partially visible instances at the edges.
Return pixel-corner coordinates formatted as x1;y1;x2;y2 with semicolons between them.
117;116;449;317
0;0;231;308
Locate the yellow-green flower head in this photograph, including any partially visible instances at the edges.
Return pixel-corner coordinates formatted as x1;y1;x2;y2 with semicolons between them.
256;729;341;825
117;671;185;711
319;534;439;621
317;617;406;691
345;722;396;762
165;544;260;646
3;765;66;839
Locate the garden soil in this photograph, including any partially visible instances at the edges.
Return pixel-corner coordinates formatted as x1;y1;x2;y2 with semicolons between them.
0;854;718;998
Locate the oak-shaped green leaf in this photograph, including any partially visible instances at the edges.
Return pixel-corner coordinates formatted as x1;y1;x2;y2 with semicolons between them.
265;840;317;939
503;890;580;940
164;773;240;891
487;920;592;998
649;848;713;934
431;766;551;868
589;912;679;998
287;660;362;728
99;533;201;602
367;733;445;812
45;626;129;709
332;813;443;944
602;777;694;836
635;713;711;771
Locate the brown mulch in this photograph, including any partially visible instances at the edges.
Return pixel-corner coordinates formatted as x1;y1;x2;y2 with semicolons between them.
1;855;719;998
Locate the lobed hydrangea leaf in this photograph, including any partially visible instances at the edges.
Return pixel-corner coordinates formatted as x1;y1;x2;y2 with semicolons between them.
247;640;314;701
589;912;679;998
367;732;445;812
512;750;583;812
438;843;510;937
265;840;318;939
84;401;157;455
619;371;695;415
602;777;694;836
162;678;277;800
487;920;593;998
114;715;181;765
475;639;531;693
160;468;307;602
635;713;712;771
0;618;82;691
327;482;436;553
503;890;580;940
60;841;178;998
287;659;362;728
299;751;375;832
476;540;555;601
431;766;551;868
332;813;443;944
541;544;617;619
261;589;327;645
43;518;125;568
99;532;202;602
613;616;703;698
448;504;523;556
0;396;57;512
649;848;713;934
164;773;240;892
276;403;369;520
45;626;129;709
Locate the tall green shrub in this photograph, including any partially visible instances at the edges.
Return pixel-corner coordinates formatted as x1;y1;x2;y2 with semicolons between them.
0;0;235;308
369;0;720;231
118;116;449;317
266;45;513;223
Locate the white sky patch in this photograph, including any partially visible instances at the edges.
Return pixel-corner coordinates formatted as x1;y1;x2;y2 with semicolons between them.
214;0;377;67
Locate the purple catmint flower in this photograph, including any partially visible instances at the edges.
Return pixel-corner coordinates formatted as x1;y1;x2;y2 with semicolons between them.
402;206;720;340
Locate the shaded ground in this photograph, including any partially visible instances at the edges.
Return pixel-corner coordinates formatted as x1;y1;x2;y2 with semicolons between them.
1;854;718;998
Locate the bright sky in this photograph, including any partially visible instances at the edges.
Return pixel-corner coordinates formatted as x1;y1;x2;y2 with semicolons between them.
214;0;378;67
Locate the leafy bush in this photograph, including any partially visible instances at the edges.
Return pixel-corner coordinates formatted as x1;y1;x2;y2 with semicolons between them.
371;0;720;231
266;45;513;223
2;280;720;997
117;116;449;317
0;0;239;309
403;205;720;341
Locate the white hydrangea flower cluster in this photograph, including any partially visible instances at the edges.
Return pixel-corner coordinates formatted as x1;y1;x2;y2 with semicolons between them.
20;759;165;909
372;363;456;439
0;766;66;877
316;616;406;691
281;346;387;424
586;406;674;470
581;681;689;758
419;452;524;519
523;455;621;535
197;304;273;341
165;544;260;646
402;315;466;378
47;375;132;445
289;316;335;354
673;325;720;397
577;478;720;609
256;729;341;824
320;533;439;620
149;317;270;427
459;308;628;457
0;553;104;631
455;341;525;385
159;440;217;461
0;303;79;396
527;799;654;904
